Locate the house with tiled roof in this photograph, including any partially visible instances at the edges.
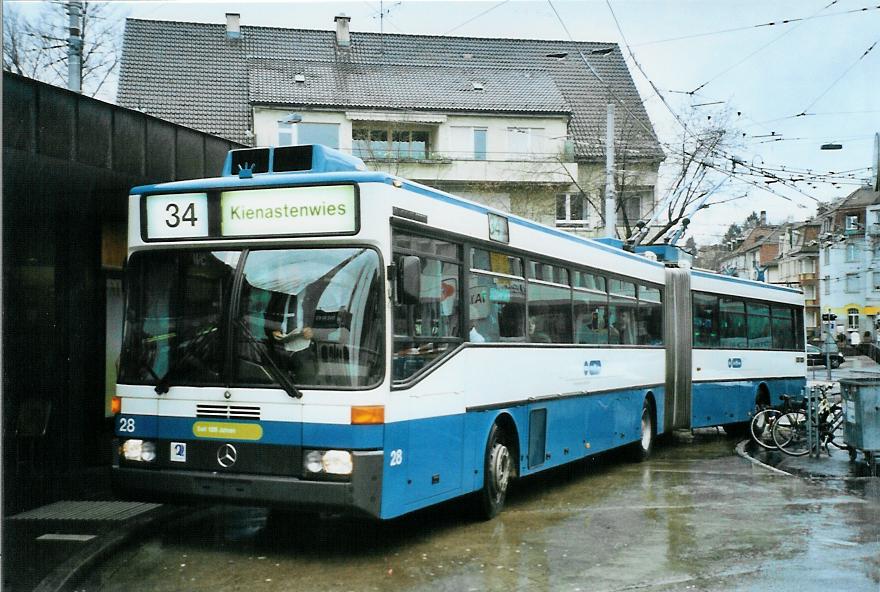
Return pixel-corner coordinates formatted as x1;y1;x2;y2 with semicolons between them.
118;13;664;236
716;213;782;282
816;186;880;342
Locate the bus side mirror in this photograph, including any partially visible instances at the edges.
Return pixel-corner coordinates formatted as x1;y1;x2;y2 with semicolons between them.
397;256;421;305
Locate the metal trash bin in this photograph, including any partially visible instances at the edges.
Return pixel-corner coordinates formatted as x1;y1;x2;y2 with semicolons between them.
839;378;880;474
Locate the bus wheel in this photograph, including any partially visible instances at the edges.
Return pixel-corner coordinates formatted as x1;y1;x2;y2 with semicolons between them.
477;423;512;520
628;399;654;462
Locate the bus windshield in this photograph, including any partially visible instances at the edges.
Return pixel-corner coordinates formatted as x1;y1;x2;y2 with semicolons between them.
119;247;384;389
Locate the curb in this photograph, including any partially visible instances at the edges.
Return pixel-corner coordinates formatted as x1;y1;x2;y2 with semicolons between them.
33;505;187;592
734;440;793;477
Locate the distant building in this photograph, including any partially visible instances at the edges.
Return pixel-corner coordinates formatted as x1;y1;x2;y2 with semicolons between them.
117;13;664;237
716;212;781;283
774;219;821;339
817;186;880;342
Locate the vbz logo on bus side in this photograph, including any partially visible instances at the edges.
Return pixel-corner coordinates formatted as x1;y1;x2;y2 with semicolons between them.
727;358;742;369
583;360;602;376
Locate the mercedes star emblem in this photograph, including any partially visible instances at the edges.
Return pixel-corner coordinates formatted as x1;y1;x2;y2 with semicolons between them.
216;443;238;468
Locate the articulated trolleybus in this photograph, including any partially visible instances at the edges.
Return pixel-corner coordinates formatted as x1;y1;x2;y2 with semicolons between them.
113;144;806;520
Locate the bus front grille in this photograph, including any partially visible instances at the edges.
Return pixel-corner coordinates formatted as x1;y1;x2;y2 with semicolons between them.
196;404;261;420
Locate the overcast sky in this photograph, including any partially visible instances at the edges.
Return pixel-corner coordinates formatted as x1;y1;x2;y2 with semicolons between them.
8;0;879;243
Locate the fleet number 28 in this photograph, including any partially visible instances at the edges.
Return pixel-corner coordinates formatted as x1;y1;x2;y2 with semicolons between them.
118;417;136;433
165;202;199;228
389;449;403;466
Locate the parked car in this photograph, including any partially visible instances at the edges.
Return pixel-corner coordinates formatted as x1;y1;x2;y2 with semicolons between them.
806;343;845;368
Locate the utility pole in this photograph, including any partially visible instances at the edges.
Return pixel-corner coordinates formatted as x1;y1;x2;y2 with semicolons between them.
822;309;836;382
67;1;83;93
604;103;616;238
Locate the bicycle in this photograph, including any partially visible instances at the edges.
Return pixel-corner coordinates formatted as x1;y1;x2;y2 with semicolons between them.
749;394;803;450
771;385;846;456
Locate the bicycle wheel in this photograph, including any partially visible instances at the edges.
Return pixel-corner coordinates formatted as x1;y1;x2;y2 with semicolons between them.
772;411;811;456
750;408;782;449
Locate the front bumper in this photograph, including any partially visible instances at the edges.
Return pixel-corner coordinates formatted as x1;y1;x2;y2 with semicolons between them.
112;450;384;518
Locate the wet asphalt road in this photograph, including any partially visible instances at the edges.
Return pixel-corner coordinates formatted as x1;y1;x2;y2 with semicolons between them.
81;433;879;592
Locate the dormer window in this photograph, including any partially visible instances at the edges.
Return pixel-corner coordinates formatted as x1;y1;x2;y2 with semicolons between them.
471;82;485;91
294;74;306;83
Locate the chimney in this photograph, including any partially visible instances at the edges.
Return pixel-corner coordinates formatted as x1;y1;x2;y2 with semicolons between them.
226;13;241;39
760;210;767;226
334;14;351;47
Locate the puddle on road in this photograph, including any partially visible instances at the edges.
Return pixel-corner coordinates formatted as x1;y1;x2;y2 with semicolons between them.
82;433;880;592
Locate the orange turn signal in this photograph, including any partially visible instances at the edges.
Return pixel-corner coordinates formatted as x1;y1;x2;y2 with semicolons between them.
351;405;385;425
111;396;122;415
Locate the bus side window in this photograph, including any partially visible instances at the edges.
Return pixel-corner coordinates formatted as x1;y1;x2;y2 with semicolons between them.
390;234;463;381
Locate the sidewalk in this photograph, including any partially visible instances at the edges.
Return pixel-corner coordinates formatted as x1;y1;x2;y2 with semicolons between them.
2;500;181;592
739;438;880;482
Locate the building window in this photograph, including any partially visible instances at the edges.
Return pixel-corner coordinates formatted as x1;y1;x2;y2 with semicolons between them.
619;187;653;225
846;215;860;231
846;273;859;293
474;128;487;161
352;126;430;160
278;122;340;149
824;276;830;295
824;246;830;265
297;123;340;149
848;308;859;330
556;193;588;227
278;122;294;146
846;242;859;262
507;127;545;159
873;271;880;291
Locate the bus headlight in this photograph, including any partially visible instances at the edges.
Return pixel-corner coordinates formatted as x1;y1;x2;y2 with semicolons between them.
303;449;353;476
121;439;157;463
322;450;353;475
304;450;324;474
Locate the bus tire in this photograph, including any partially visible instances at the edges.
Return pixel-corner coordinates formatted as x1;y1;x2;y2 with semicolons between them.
628;399;655;462
476;423;512;520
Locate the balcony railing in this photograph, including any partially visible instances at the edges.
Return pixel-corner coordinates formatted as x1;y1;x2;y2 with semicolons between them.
798;272;817;281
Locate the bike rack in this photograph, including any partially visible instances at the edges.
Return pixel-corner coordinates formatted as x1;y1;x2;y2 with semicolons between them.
805;386;821;459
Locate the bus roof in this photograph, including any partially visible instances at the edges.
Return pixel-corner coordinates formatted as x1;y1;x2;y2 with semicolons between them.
130;146;800;297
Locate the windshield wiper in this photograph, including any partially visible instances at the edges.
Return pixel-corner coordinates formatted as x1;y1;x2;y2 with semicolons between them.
154;326;219;394
236;319;303;399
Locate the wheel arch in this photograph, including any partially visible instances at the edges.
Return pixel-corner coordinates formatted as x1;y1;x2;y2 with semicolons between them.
756;382;771;407
489;411;521;478
644;390;658;435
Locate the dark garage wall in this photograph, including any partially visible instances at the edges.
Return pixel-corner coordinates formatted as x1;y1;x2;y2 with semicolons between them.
2;72;243;514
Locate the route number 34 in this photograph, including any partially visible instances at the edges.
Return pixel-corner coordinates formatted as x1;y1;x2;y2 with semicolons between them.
389;449;403;466
165;202;198;228
145;193;209;239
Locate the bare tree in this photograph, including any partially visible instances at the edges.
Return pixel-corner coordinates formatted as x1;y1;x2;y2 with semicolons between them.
640;107;745;245
2;1;123;100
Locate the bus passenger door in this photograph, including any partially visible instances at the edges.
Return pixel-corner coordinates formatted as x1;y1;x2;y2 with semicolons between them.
404;379;465;504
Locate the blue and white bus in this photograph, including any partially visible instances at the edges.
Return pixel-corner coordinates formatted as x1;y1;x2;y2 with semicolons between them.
112;144;806;519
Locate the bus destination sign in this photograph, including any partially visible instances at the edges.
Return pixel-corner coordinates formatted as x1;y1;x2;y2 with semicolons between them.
221;185;356;237
143;185;357;240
